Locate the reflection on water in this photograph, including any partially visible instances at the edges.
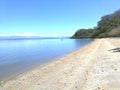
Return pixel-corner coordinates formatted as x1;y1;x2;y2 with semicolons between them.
74;39;93;47
0;39;93;80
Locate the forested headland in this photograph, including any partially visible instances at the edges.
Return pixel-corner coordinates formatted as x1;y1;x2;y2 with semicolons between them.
72;10;120;38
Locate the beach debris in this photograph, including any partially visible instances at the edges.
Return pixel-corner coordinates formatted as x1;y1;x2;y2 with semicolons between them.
109;48;120;53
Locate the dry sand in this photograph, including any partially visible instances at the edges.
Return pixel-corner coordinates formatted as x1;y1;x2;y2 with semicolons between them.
0;38;120;90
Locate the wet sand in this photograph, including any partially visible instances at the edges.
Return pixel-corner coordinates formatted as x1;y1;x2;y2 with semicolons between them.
0;38;120;90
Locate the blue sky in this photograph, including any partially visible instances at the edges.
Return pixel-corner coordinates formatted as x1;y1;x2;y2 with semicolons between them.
0;0;120;36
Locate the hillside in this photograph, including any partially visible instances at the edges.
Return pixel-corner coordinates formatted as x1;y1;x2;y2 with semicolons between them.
108;26;120;37
72;10;120;38
72;29;95;38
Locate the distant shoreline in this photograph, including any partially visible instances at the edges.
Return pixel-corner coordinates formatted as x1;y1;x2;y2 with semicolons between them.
0;36;71;40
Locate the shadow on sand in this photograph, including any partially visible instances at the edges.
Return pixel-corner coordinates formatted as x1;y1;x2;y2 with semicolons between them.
109;48;120;53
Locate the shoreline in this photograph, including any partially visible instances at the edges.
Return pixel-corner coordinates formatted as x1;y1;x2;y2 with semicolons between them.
0;39;93;83
1;38;120;90
0;38;93;82
0;39;95;84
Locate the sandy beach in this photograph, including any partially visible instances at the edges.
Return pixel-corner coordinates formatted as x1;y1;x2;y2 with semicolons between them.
0;38;120;90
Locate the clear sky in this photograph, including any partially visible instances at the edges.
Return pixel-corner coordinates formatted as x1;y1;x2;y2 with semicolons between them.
0;0;120;36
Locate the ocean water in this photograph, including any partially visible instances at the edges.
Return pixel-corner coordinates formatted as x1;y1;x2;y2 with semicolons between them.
0;38;93;81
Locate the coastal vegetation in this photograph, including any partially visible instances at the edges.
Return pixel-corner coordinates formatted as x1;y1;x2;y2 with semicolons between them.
72;10;120;38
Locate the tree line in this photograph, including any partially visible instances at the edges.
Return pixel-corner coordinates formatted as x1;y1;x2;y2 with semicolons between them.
72;9;120;38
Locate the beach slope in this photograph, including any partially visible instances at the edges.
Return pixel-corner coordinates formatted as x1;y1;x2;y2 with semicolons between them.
0;38;120;90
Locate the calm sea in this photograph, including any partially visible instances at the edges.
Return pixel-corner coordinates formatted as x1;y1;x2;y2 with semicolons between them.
0;38;93;81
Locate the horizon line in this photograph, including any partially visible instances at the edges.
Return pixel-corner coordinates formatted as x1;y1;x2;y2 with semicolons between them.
0;33;71;37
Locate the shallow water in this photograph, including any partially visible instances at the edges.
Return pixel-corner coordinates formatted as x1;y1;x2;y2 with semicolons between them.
0;38;93;81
